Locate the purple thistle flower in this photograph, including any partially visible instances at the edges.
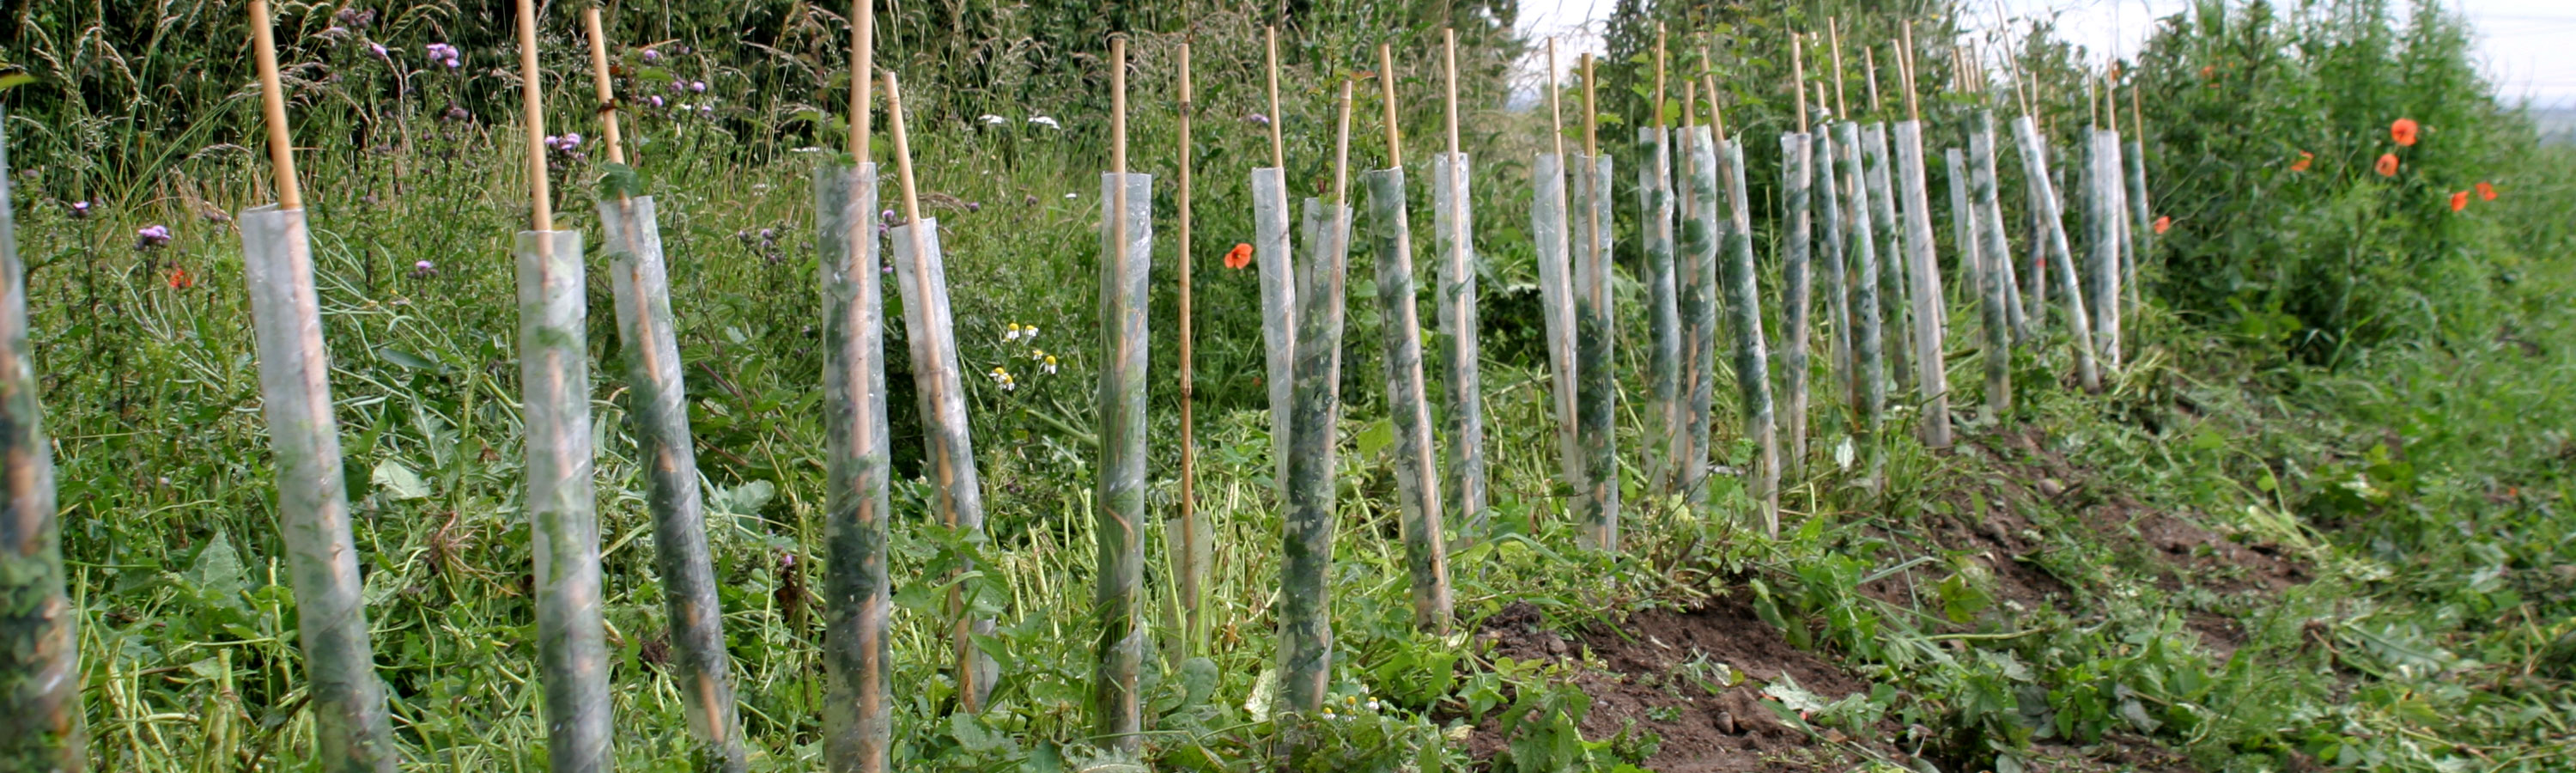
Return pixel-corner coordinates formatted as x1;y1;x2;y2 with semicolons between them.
690;80;707;93
647;94;665;108
641;48;661;64
135;224;173;249
1246;113;1270;125
881;209;897;224
967;201;981;213
69;201;91;219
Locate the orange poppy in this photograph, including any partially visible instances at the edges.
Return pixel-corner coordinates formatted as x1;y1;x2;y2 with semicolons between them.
1223;242;1254;270
2390;118;2418;147
168;267;194;289
2449;191;2468;212
2476;181;2496;200
2154;216;2172;234
2374;153;2399;177
2291;151;2312;172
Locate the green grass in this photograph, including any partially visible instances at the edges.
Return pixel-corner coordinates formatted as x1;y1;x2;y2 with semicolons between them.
10;2;2576;771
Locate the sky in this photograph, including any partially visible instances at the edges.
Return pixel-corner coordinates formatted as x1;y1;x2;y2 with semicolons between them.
1514;0;2576;109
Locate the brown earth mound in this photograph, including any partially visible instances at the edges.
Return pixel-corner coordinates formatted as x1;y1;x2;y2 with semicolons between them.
1472;595;1900;772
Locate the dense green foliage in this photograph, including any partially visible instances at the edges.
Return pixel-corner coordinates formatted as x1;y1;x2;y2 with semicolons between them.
2134;0;2527;360
0;0;2567;770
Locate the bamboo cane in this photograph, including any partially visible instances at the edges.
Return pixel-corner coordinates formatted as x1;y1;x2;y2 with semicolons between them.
818;3;891;769
2011;114;2101;393
1677;84;1720;516
584;12;744;770
1780;34;1814;479
1716;108;1779;538
1834;118;1889;484
1091;37;1151;750
1894;27;1952;450
1576;54;1621;551
229;4;400;771
1369;42;1453;633
1642;26;1680;500
1254;28;1297;502
515;3;609;767
1434;28;1487;543
1172;39;1207;661
886;70;1001;715
1533;39;1582;511
0;106;85;773
1279;76;1357;721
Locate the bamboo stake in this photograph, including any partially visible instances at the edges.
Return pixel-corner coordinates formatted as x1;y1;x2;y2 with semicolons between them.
1864;46;1883;117
851;9;870;155
1642;25;1680;499
514;3;609;769
818;3;892;770
1781;33;1814;479
582;9;625;166
253;0;300;209
1267;27;1285;167
0;106;88;772
1830;18;1850;118
1174;40;1204;658
1576;53;1621;551
1280;76;1357;721
584;9;744;770
1435;28;1486;542
518;0;551;232
1091;36;1151;751
1793;34;1809;132
887;69;1001;715
1533;39;1581;505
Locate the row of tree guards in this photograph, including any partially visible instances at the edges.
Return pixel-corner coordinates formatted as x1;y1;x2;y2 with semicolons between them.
0;3;2167;770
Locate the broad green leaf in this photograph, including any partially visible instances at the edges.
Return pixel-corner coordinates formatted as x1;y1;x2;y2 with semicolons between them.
373;459;431;500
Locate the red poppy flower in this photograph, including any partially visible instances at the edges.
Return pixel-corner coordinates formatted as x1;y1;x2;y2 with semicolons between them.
2390;118;2418;147
2291;151;2312;172
168;267;194;289
1223;242;1254;270
2476;181;2496;200
2153;216;2172;234
2374;153;2400;177
2449;191;2468;212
